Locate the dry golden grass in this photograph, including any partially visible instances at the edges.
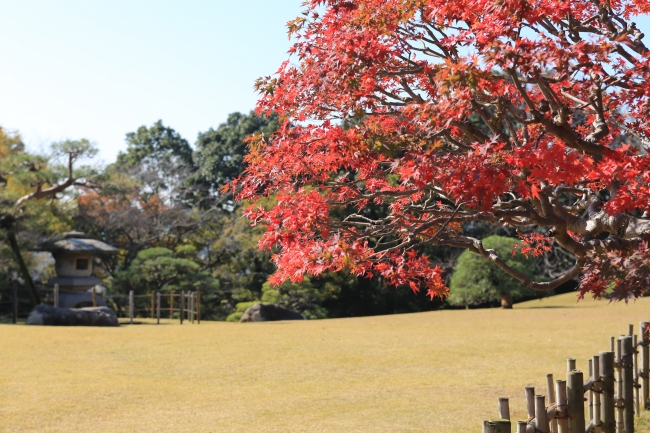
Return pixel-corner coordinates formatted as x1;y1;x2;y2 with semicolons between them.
1;292;650;433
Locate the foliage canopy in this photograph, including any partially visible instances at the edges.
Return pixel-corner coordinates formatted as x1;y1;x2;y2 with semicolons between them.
238;0;650;302
448;236;541;308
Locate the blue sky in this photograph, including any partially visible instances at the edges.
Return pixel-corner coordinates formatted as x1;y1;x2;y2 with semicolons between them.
0;1;648;164
0;0;302;163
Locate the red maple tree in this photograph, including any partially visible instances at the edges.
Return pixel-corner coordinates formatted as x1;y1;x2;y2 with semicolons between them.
237;0;650;301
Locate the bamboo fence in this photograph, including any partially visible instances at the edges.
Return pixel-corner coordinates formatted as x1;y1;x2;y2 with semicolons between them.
482;321;650;433
119;290;201;325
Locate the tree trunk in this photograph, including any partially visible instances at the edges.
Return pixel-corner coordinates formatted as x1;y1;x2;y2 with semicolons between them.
6;229;41;306
500;293;513;309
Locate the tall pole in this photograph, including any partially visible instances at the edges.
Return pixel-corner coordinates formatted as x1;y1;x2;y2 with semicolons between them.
180;291;184;325
129;290;134;324
12;281;18;324
196;290;201;324
622;336;634;433
156;292;161;325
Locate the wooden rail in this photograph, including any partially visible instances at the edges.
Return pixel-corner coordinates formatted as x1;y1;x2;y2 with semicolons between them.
483;321;650;433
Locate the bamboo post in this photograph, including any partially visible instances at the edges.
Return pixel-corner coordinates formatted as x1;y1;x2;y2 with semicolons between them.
188;292;193;324
12;281;18;324
600;351;616;433
633;334;640;417
616;339;624;433
190;292;196;324
547;374;558;433
156;292;160;325
483;420;496;433
567;358;577;372
556;380;569;433
622;336;634;433
517;421;528;433
151;292;155;319
536;395;550;433
592;355;601;433
91;287;97;307
525;386;536;420
567;370;585;433
129;290;134;324
54;284;59;308
498;398;510;420
491;421;511;433
180;291;184;324
170;291;175;320
641;321;650;410
196;290;201;324
589;359;594;421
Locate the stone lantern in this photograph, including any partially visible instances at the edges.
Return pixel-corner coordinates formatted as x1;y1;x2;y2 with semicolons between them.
37;231;118;308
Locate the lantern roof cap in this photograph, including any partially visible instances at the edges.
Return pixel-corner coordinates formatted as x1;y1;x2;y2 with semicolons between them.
36;232;118;254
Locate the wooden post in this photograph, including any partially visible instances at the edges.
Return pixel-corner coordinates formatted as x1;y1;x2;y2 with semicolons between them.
567;358;576;372
190;292;196;323
633;334;640;417
616;338;624;433
54;284;59;308
589;359;594;421
592;355;601;433
12;282;18;324
547;374;558;433
180;291;184;324
91;287;97;307
151;292;155;319
196;290;201;324
536;394;550;433
600;351;616;433
491;421;511;433
556;380;569;433
621;336;634;433
170;291;175;320
498;398;510;420
483;420;496;433
187;291;190;323
567;370;585;433
517;421;528;433
525;386;536;420
169;290;174;320
641;321;650;410
611;337;616;353
191;292;195;324
156;292;160;325
129;290;134;324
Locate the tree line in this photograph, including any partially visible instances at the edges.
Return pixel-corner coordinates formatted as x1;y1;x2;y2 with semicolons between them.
0;111;568;321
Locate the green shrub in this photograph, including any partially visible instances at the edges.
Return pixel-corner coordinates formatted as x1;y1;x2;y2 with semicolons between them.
448;235;545;308
226;301;258;322
261;278;332;319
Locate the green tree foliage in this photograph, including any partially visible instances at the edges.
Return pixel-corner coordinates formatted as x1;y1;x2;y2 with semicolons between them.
193;111;279;207
117;120;194;169
111;247;218;294
447;236;544;309
0;132;96;305
260;277;334;320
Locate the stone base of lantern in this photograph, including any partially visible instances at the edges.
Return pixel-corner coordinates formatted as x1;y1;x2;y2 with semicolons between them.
53;292;107;309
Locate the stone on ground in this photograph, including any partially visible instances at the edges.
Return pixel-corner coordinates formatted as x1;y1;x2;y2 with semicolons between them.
26;304;119;327
240;303;305;322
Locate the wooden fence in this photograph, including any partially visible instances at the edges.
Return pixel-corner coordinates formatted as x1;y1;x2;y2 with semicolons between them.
124;290;201;325
482;321;650;433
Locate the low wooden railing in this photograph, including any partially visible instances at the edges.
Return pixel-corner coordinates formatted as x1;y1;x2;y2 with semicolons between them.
483;321;650;433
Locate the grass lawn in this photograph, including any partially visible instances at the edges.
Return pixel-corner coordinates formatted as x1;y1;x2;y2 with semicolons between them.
1;292;650;433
